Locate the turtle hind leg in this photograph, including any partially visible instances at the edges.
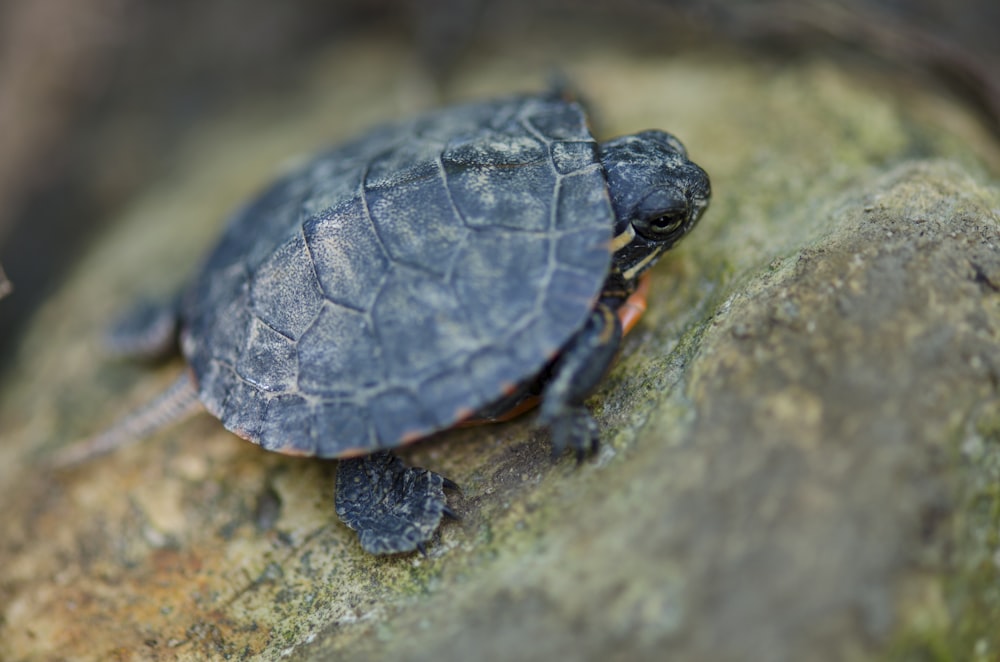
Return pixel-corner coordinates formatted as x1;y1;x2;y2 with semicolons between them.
335;451;456;555
104;295;181;360
539;304;622;462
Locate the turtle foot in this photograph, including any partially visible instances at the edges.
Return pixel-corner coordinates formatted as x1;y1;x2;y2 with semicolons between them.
546;406;600;463
335;451;457;555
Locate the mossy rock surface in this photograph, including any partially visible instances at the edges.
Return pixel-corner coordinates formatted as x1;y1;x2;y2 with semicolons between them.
1;29;999;662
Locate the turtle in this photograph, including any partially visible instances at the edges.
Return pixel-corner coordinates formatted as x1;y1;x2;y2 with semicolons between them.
59;91;711;555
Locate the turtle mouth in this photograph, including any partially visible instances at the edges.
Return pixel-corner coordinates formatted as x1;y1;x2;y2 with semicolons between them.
620;244;665;281
609;227;670;282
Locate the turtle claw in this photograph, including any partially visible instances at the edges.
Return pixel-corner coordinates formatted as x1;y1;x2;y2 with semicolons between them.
548;406;600;462
441;505;462;521
335;451;454;555
416;542;428;557
441;476;462;493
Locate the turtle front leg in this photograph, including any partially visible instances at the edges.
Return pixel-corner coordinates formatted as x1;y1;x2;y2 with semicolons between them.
539;303;622;461
335;452;458;555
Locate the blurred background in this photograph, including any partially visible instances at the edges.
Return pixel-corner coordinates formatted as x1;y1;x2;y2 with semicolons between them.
0;0;998;367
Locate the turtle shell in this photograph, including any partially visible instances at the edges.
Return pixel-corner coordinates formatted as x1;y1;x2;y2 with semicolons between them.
179;94;614;457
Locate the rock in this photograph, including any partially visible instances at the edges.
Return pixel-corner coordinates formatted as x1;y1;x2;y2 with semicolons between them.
1;29;998;662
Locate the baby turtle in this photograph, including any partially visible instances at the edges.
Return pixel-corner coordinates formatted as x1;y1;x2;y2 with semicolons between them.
62;91;710;555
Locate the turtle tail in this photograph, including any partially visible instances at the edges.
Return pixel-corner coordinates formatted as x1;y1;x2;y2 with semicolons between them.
50;372;201;468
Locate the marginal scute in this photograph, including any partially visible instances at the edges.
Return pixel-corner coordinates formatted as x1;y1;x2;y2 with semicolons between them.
258;395;375;456
525;102;591;141
236;318;298;392
203;168;313;274
299;152;365;219
465;346;523;404
508;321;557;367
417;363;481;428
311;400;376;456
185;286;252;368
219;376;268;442
545;267;602;326
258;393;311;452
369;388;436;446
554;229;611;275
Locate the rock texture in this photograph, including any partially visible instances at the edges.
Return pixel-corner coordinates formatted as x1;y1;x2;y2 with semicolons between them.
1;30;999;662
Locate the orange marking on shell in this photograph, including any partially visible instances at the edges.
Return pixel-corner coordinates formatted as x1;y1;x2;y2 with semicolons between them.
457;395;541;427
335;446;376;459
230;426;255;442
271;444;315;457
486;395;540;422
618;272;651;336
399;429;428;446
453;406;477;424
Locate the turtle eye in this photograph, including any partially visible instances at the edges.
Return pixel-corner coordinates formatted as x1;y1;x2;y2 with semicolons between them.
649;210;685;235
631;186;690;241
633;201;689;240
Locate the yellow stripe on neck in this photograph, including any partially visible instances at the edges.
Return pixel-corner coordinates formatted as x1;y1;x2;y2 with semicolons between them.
609;225;636;253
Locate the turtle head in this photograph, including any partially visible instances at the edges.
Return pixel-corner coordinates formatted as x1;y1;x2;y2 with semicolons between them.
599;130;710;284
